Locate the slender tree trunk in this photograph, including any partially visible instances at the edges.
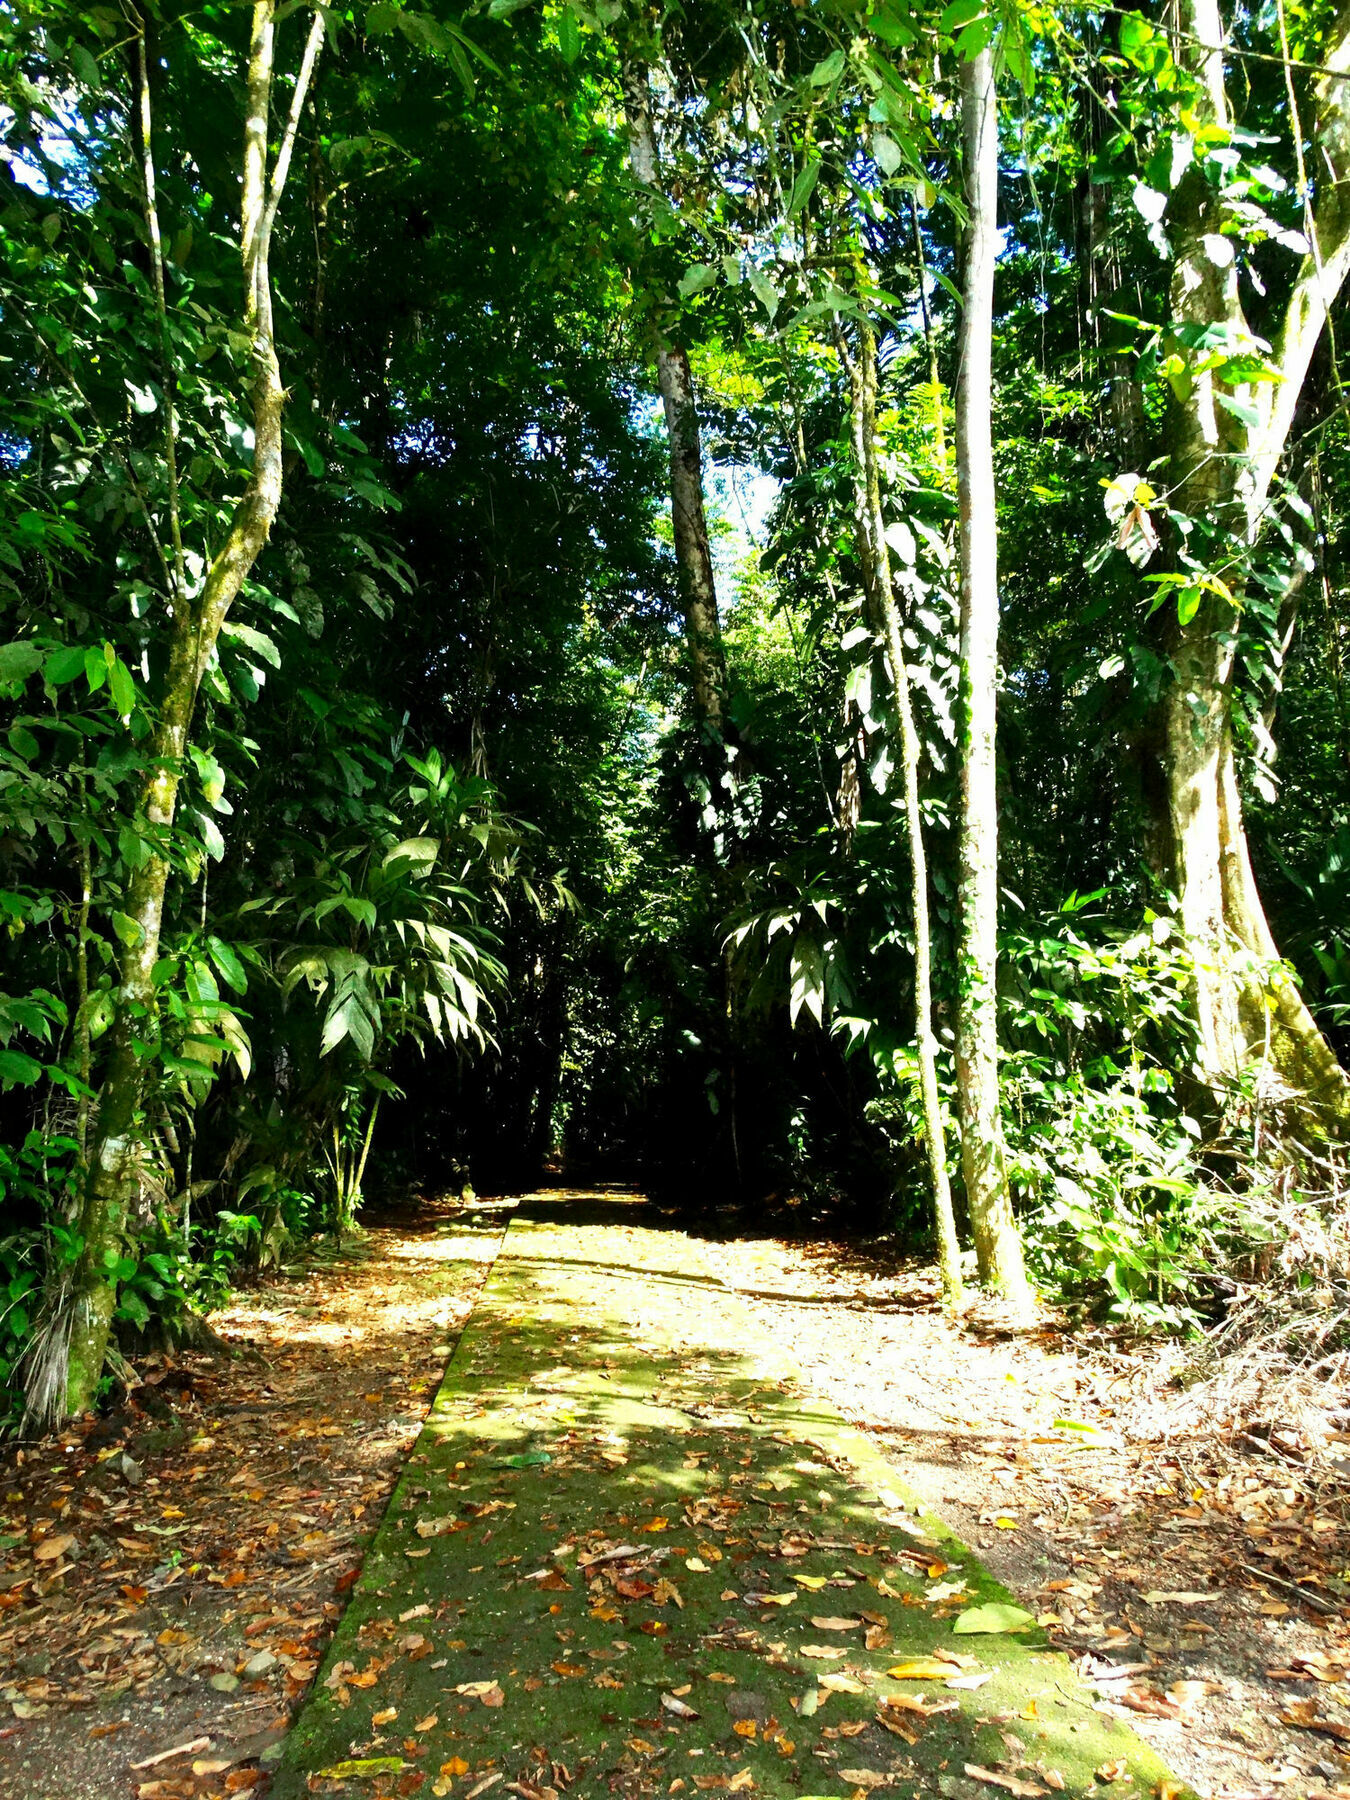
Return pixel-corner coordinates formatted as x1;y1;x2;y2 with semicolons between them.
620;57;728;734
953;47;1032;1311
845;312;964;1309
38;1;325;1428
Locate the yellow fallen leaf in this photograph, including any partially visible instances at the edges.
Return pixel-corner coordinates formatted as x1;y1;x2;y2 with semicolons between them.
887;1660;951;1680
793;1574;828;1589
372;1708;398;1726
440;1757;471;1777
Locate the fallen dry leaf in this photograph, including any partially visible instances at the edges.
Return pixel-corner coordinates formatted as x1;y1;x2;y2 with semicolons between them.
965;1765;1047;1798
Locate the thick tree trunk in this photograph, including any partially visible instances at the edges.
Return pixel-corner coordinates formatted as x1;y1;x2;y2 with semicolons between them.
954;47;1033;1311
35;1;324;1428
842;307;964;1309
1150;0;1350;1135
620;58;729;734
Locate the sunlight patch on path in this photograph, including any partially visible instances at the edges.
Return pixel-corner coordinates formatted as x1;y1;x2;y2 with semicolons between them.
272;1196;1186;1800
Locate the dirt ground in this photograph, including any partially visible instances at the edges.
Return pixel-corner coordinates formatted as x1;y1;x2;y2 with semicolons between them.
714;1227;1350;1800
4;1196;1350;1800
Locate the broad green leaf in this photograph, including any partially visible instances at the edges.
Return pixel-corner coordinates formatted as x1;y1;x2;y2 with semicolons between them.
108;657;136;720
111;911;145;948
44;645;86;685
0;1050;42;1087
557;6;580;61
678;263;719;299
207;936;248;993
1175;585;1203;626
786;158;821;215
221;621;282;669
0;643;45;685
383;837;439;868
872;134;904;177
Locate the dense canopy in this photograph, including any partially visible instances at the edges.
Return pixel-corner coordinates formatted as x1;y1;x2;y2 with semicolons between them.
2;0;1350;1427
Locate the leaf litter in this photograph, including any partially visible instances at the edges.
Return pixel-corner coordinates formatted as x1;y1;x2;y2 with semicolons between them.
0;1194;507;1800
714;1223;1350;1800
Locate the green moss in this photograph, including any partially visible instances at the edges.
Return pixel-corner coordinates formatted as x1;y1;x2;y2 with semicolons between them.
272;1208;1188;1800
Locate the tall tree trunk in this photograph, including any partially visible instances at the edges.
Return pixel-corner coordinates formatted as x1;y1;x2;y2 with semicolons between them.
620;58;728;735
953;46;1033;1311
843;307;964;1310
30;1;325;1429
1151;0;1350;1134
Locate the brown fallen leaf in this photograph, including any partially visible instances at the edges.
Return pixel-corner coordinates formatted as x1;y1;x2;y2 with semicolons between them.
414;1715;439;1733
801;1645;845;1660
32;1533;76;1564
1095;1762;1128;1782
455;1680;505;1707
965;1765;1048;1798
811;1616;861;1632
415;1516;458;1538
839;1771;888;1792
372;1707;398;1726
662;1693;700;1719
881;1695;958;1719
1280;1702;1350;1742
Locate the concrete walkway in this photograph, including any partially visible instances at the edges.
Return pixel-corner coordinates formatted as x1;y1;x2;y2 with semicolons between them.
272;1191;1181;1800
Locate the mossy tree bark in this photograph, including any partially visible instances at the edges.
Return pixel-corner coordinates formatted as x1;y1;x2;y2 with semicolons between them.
47;1;325;1427
1154;0;1350;1134
953;46;1033;1313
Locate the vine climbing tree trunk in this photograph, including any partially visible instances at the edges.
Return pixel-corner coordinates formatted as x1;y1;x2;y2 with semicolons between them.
26;0;325;1429
620;57;729;736
1150;0;1350;1134
953;45;1033;1313
843;306;963;1310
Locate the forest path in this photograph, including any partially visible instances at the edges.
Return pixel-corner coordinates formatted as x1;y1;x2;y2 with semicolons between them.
272;1187;1177;1800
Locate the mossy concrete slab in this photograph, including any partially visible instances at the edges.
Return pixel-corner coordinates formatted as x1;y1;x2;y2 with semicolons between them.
272;1193;1186;1800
